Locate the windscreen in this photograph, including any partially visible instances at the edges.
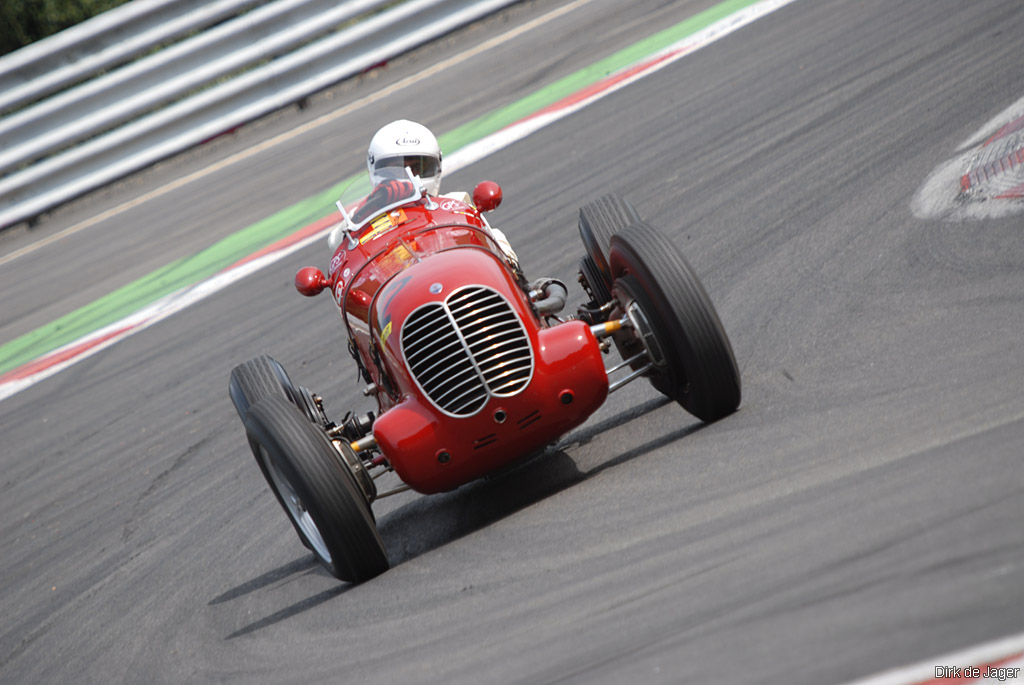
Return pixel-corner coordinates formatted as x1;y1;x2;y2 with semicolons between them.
351;179;418;226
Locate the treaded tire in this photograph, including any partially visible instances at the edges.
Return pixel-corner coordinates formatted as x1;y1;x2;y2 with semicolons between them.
578;254;612;306
245;396;389;583
578;193;641;293
609;223;741;423
228;354;304;422
230;355;327;550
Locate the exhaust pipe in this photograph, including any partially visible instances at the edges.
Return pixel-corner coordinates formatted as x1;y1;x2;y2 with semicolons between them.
532;278;568;316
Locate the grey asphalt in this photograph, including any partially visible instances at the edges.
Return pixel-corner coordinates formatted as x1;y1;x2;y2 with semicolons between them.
1;0;1022;683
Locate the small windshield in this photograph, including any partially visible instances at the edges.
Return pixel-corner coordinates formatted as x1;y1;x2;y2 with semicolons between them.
338;167;424;233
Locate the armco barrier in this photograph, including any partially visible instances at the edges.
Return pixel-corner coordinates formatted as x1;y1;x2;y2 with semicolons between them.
0;0;396;176
0;0;521;230
0;0;266;114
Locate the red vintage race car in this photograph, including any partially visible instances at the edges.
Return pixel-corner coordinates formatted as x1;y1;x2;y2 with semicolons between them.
229;169;741;583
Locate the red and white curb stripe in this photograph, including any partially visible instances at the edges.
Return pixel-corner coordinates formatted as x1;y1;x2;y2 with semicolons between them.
0;0;800;403
844;631;1024;685
914;93;1024;220
0;217;331;402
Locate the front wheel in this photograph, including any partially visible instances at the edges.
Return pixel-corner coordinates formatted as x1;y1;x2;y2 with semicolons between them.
609;223;740;423
245;395;389;583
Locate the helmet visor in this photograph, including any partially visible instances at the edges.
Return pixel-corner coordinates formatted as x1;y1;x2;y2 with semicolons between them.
373;155;439;180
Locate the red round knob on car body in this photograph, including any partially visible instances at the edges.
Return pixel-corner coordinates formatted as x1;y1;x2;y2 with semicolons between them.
295;266;328;296
472;181;502;212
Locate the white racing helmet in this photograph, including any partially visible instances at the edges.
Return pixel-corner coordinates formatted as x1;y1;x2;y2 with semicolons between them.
367;120;443;196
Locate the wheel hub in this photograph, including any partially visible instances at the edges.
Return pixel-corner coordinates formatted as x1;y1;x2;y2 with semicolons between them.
626;299;666;368
261;446;332;564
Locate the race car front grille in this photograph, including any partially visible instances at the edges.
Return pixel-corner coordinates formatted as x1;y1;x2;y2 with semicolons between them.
401;286;533;417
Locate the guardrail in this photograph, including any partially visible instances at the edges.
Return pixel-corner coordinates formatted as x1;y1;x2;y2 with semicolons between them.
0;0;397;176
0;0;266;114
0;0;521;231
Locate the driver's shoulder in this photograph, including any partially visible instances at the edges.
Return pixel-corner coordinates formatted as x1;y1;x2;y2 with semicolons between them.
440;190;472;205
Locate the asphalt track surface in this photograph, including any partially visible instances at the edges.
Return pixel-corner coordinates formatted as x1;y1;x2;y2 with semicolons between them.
2;0;1023;683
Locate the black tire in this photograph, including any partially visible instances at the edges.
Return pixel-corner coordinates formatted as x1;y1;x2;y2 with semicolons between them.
245;396;389;583
228;354;304;422
578;254;612;307
230;354;329;431
609;223;741;423
230;355;331;551
578;193;641;294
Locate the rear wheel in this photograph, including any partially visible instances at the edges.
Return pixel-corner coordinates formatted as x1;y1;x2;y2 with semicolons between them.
229;355;305;422
578;254;612;308
245;395;389;583
609;223;741;423
578;194;641;304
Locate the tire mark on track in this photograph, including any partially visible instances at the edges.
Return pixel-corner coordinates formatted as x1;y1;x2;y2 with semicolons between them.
121;432;213;543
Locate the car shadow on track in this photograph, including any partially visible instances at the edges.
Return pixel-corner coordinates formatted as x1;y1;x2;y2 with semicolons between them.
378;395;705;567
211;557;358;639
222;581;355;639
209;555;323;607
213;396;704;636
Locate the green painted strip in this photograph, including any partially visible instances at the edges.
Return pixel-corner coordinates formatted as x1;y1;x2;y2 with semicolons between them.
438;0;759;151
0;0;762;376
0;181;375;376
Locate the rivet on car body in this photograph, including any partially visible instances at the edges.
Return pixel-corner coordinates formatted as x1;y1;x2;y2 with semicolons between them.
437;450;452;464
493;409;507;423
559;390;574;405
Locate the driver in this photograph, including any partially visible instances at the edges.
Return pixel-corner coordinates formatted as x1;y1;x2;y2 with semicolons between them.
328;119;519;269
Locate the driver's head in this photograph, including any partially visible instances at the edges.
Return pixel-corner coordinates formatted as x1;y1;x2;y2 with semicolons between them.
367;120;442;195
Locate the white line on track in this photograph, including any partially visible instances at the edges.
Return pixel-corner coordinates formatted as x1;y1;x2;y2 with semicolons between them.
0;0;800;399
0;228;326;400
843;631;1024;684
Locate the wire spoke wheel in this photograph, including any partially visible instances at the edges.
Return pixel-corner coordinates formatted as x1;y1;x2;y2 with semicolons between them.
258;443;332;563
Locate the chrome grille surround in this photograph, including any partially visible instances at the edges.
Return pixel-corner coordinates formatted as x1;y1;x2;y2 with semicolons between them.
400;286;534;417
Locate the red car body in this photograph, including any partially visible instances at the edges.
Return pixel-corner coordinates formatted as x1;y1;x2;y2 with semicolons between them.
302;184;607;494
238;175;739;582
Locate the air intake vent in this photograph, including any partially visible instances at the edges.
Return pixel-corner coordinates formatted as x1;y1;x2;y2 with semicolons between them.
401;286;533;417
